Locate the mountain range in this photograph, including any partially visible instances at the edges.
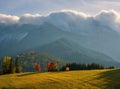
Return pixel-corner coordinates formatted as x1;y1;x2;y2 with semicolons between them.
1;10;120;67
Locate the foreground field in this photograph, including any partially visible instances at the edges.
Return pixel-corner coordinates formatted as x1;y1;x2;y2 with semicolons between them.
0;69;120;89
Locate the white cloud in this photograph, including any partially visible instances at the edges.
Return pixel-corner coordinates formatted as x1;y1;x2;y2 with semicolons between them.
41;10;120;32
23;13;41;18
61;10;88;18
0;14;19;24
1;9;120;33
19;13;42;25
94;10;120;23
43;10;89;31
93;10;120;32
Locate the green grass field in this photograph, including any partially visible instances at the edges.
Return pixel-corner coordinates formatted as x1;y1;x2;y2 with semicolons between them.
0;69;120;89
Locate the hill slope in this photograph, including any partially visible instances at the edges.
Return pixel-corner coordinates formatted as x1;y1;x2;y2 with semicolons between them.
0;69;120;89
37;38;119;67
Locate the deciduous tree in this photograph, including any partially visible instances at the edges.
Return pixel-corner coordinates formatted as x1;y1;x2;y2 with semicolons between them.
36;64;41;72
46;61;57;72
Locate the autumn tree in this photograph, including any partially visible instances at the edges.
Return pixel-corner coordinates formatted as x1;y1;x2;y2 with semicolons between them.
46;61;57;72
2;56;12;74
46;62;51;71
35;64;41;72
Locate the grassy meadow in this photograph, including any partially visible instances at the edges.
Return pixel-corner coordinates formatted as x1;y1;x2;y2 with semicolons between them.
0;69;120;89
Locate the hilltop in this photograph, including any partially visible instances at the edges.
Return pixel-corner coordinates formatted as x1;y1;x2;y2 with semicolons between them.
0;69;120;89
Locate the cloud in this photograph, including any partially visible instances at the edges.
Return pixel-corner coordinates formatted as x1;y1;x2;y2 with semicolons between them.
41;9;120;32
23;13;41;18
18;10;89;27
93;10;120;32
0;14;19;24
94;10;120;24
19;13;42;25
43;10;89;31
1;9;120;33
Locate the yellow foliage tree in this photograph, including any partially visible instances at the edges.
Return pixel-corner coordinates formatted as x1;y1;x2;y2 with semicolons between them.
2;56;12;73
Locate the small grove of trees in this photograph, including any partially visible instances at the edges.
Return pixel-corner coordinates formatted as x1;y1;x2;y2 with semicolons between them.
60;62;114;71
1;56;22;74
46;61;57;72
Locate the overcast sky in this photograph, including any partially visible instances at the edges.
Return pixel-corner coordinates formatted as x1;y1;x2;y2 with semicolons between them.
0;0;120;16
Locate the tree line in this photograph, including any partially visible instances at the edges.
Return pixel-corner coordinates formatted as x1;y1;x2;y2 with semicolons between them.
0;55;115;75
0;55;58;75
60;62;115;71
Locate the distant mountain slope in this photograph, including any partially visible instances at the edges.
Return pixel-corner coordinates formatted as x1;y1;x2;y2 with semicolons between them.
0;22;120;62
36;38;120;67
0;22;120;67
0;23;68;58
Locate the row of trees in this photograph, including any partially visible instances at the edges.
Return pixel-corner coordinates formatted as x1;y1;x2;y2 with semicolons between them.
36;62;115;72
60;62;115;71
1;56;22;74
0;55;115;75
1;55;58;74
35;62;57;72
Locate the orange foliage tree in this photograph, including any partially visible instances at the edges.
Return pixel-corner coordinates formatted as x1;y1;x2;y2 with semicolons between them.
46;62;57;72
35;64;41;72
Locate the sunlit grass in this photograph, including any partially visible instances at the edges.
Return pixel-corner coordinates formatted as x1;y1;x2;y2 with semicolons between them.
0;69;120;89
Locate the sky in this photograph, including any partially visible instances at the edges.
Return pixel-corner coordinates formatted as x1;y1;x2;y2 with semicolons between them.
0;0;120;16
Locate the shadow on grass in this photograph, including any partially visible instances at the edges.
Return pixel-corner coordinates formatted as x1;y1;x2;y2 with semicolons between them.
17;71;64;77
97;69;120;89
17;72;42;77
